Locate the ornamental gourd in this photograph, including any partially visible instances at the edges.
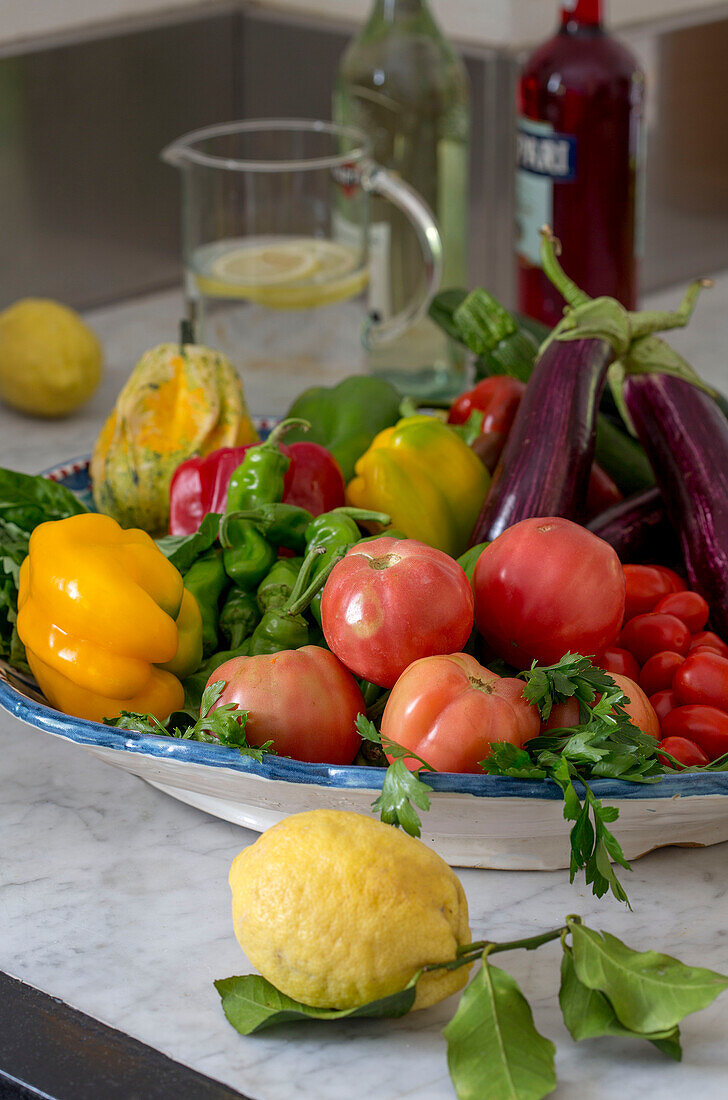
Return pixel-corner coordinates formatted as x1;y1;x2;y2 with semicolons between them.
91;341;257;535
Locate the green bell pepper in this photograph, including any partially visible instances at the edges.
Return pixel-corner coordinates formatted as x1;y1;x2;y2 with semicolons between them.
282;376;403;481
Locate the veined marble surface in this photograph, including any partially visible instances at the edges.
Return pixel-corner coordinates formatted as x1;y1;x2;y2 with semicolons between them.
1;277;728;1097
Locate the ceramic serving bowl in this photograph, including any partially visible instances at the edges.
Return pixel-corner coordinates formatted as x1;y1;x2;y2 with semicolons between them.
1;452;727;870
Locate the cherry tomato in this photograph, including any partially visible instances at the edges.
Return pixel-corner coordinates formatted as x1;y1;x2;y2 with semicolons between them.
622;565;678;623
473;517;625;668
584;464;623;521
652;566;687;592
673;651;728;711
448;376;525;433
608;672;660;739
658;736;710;769
638;651;685;697
619;613;690;665
688;632;728;659
380;652;540;773
321;537;474;689
649;689;678;725
208;646;364;763
653;591;709;634
661;705;728;762
597;645;641;682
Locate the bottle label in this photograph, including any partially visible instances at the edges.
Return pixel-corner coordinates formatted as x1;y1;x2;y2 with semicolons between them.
515;118;578;265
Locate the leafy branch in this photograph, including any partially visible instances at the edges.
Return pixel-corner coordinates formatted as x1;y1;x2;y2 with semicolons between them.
215;914;728;1100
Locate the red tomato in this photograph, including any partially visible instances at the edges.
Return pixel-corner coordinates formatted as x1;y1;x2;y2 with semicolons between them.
448;376;525;433
673;651;728;711
649;689;678;725
619;613;690;665
658;736;710;769
597;645;641;682
541;697;580;732
653;590;709;634
321;537;474;689
207;646;364;763
688;632;728;659
661;705;728;762
608;673;661;739
380;652;540;773
622;565;678;623
639;651;685;697
472;517;625;668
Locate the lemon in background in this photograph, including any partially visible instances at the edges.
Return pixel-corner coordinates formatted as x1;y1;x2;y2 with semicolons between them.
0;298;102;417
229;809;472;1012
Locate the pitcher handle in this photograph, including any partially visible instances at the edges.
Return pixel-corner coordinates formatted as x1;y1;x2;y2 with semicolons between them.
359;161;443;350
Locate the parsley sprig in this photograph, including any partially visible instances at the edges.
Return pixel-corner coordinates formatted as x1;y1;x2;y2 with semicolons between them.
105;681;273;761
356;714;434;838
483;653;667;906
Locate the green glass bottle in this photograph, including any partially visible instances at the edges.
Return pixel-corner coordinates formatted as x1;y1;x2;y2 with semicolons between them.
334;0;470;397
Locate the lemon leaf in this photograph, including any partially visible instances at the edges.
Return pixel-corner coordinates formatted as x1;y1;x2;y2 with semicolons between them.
444;959;556;1100
214;972;419;1034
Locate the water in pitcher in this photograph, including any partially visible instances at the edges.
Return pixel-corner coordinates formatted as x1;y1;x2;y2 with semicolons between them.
186;236;371;388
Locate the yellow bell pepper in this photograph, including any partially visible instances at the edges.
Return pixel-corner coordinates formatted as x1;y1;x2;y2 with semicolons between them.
346;415;490;557
17;513;202;723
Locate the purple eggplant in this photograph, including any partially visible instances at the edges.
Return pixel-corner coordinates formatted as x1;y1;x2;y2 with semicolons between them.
468;229;706;547
587;485;681;564
470;337;612;542
625;373;728;637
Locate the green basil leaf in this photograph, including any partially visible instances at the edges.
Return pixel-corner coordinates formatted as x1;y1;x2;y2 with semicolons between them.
443;960;556;1100
559;947;681;1059
0;467;87;529
214;972;418;1035
155;513;221;574
568;921;728;1033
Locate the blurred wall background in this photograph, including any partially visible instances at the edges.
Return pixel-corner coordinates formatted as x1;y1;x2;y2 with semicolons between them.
0;2;727;311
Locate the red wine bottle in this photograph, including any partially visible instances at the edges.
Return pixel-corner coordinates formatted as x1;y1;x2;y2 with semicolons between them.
516;0;645;326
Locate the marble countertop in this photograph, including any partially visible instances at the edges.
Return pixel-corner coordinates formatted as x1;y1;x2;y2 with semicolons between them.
1;279;728;1098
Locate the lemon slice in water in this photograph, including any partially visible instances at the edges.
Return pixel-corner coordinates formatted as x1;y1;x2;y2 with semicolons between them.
195;238;369;309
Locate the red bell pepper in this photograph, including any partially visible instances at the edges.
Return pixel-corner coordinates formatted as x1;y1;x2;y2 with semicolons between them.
169;440;346;535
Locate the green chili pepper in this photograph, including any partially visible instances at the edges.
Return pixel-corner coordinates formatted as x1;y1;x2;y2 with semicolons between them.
221;517;277;590
183;549;228;657
248;545;343;657
256;557;303;614
226;418;309;514
281;376;403;481
304;507;391;625
219;587;261;649
224;503;313;553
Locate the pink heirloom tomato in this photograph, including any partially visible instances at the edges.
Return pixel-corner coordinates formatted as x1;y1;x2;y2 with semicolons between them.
320;537;474;688
473;516;625;668
207;645;365;764
380;652;540;773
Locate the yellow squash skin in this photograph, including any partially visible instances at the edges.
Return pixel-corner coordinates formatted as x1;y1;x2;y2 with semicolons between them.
346;415;490;557
90;342;257;535
16;513;201;723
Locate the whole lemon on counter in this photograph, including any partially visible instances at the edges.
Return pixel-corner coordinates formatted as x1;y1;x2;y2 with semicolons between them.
229;809;472;1012
0;298;102;417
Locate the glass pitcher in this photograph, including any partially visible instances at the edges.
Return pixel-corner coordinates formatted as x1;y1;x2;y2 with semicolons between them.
162;119;442;409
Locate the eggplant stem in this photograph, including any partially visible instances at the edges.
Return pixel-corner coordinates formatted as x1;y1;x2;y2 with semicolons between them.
629;278;713;339
539;227;590;310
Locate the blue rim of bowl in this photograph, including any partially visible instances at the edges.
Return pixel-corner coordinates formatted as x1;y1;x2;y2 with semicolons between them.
1;450;726;802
